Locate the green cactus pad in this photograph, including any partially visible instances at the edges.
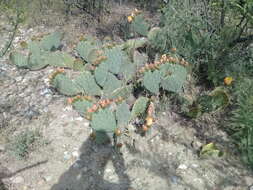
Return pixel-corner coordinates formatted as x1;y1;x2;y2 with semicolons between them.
72;99;93;115
74;72;101;96
120;62;136;81
116;101;131;127
93;131;113;144
160;64;187;93
45;51;75;68
131;15;149;36
110;85;133;99
76;40;98;62
133;51;148;67
10;52;29;68
94;63;109;87
27;41;49;70
40;32;63;51
143;70;161;94
91;108;117;133
103;74;122;96
73;59;86;71
51;73;80;96
103;47;127;74
87;49;104;64
131;96;149;120
122;38;148;51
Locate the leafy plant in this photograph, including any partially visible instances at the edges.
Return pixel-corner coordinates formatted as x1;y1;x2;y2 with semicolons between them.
8;130;41;159
226;78;253;167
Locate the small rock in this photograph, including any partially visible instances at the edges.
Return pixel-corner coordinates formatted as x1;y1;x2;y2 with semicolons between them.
12;176;24;184
37;179;44;185
43;176;52;182
0;145;5;152
191;164;199;168
63;152;71;160
16;76;23;82
72;151;79;158
249;185;253;190
178;164;187;170
170;176;180;184
75;117;83;121
84;122;89;127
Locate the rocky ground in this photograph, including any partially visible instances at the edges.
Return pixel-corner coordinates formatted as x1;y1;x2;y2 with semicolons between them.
0;3;253;190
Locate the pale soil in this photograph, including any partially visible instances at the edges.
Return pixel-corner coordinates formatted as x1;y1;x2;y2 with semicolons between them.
0;3;253;190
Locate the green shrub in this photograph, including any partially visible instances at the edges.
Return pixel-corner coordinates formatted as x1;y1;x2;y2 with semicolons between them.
226;78;253;167
9;130;41;159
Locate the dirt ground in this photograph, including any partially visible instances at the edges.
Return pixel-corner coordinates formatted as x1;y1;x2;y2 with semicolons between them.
1;3;253;190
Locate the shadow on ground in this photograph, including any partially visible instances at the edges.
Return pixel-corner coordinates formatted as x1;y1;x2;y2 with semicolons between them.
0;160;47;190
51;133;132;190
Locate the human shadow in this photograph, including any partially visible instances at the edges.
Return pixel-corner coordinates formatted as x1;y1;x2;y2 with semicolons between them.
51;132;131;190
0;160;47;190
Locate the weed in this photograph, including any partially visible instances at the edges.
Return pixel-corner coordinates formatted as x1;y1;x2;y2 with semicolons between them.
8;130;41;159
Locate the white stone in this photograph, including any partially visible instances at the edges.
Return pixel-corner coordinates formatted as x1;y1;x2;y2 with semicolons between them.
178;164;188;170
72;151;79;158
12;176;24;184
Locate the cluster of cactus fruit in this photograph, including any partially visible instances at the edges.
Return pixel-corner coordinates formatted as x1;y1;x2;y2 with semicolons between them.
10;13;190;144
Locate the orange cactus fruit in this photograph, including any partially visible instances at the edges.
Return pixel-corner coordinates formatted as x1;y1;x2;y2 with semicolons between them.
117;96;123;102
67;98;73;104
87;108;93;113
105;99;111;105
147;102;154;115
116;143;123;148
146;116;154;126
224;76;233;85
114;128;121;136
171;47;177;52
142;125;149;132
91;104;98;112
128;15;133;22
57;68;65;72
139;67;145;73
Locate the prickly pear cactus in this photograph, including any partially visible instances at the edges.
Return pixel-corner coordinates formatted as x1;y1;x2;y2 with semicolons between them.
140;54;188;94
10;28;191;145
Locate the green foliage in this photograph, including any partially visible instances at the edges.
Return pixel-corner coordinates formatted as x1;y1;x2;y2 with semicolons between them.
51;73;80;96
9;52;28;68
11;32;77;70
74;72;102;96
76;40;98;62
72;99;93;115
40;32;63;51
131;96;149;120
227;78;253;167
9;130;40;159
160;64;187;93
116;102;131;127
143;70;161;94
91;108;117;133
130;14;150;36
185;88;230;118
45;51;75;68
